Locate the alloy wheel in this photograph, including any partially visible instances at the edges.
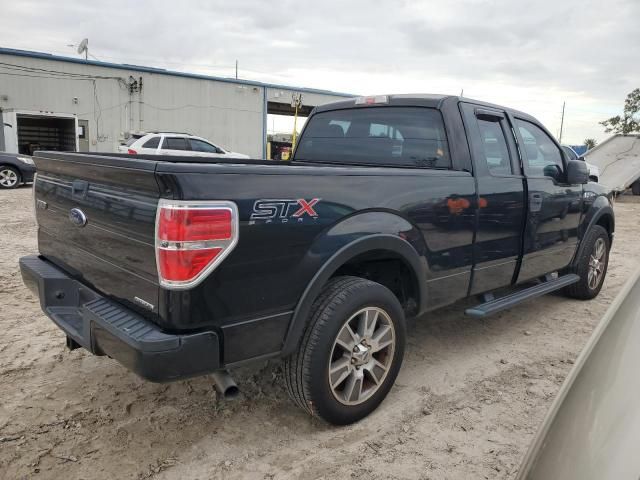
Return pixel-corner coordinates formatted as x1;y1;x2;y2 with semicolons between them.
328;306;396;405
0;168;18;188
588;237;606;290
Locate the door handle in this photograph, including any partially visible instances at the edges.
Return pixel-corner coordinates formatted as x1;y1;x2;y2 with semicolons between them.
529;192;543;213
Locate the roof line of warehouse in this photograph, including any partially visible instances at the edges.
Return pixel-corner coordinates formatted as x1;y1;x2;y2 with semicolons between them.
0;47;355;98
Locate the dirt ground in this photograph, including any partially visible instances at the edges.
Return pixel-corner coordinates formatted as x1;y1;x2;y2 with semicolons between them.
1;186;639;480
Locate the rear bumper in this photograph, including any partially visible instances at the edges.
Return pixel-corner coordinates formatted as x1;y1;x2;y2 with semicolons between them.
19;255;221;382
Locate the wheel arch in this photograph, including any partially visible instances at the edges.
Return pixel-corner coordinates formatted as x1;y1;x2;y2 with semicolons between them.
571;204;614;269
281;234;426;357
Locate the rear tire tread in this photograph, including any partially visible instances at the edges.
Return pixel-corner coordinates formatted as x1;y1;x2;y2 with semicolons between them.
564;225;609;299
284;276;368;416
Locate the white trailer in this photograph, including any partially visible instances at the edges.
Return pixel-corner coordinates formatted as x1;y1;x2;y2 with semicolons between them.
1;109;79;155
584;134;640;194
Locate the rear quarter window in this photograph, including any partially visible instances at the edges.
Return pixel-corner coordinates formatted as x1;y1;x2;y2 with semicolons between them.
295;107;451;168
125;135;143;147
142;136;160;148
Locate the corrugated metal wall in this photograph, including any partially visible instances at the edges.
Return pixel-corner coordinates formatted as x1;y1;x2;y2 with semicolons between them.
0;51;351;157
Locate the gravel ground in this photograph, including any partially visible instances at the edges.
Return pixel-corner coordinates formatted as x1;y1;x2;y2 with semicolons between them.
1;186;639;480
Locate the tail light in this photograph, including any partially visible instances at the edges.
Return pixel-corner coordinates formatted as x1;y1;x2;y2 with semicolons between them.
127;148;137;155
155;200;239;289
32;172;39;227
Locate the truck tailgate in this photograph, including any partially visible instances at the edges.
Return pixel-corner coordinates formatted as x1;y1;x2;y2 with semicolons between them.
33;152;161;318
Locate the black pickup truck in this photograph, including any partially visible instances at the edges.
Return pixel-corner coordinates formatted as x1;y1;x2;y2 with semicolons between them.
20;94;614;425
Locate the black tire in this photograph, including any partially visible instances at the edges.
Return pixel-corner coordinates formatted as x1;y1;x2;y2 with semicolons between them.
0;165;21;189
284;276;406;425
632;180;640;196
564;225;610;299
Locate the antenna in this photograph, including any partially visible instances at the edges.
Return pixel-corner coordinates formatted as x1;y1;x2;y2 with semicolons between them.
77;38;88;60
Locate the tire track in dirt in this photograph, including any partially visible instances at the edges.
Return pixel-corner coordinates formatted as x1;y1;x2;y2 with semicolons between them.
1;188;639;479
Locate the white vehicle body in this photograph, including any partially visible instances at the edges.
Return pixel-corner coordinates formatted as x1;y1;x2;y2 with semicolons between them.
562;145;600;182
118;132;250;159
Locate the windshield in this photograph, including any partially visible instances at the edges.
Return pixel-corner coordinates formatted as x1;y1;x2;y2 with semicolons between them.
562;146;579;160
295;107;450;168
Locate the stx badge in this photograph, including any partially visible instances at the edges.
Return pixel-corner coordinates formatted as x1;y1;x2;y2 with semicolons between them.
250;198;320;224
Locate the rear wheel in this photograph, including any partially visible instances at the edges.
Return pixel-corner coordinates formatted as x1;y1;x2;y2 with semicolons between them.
564;225;610;299
0;166;20;189
284;276;406;425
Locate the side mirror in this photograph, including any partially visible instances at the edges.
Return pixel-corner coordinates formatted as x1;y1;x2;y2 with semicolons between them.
566;159;589;184
543;164;562;181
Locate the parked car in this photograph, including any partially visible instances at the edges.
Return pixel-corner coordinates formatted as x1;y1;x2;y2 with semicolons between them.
118;132;249;159
20;94;614;425
517;267;640;480
0;152;36;189
562;145;600;182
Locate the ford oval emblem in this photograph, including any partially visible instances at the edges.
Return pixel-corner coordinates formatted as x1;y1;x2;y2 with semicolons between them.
69;208;88;227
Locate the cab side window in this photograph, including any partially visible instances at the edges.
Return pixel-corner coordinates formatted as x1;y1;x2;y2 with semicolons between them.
190;139;219;153
516;119;564;179
562;145;578;161
162;137;188;151
477;118;513;175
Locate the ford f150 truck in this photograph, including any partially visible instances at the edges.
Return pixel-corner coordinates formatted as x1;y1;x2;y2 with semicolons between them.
20;94;614;425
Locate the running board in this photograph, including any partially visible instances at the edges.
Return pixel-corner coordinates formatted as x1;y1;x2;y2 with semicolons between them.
465;274;580;318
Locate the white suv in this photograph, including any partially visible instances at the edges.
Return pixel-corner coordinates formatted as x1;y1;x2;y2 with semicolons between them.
118;132;250;159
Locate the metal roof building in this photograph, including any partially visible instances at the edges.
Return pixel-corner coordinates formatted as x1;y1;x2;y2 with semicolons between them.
0;47;353;157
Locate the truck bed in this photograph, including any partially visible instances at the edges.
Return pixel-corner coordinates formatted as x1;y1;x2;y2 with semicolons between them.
66;150;291;166
31;150;476;366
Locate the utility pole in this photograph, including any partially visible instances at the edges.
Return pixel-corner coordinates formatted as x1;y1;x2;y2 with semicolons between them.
559;101;566;143
138;76;144;133
235;60;238;79
291;93;303;155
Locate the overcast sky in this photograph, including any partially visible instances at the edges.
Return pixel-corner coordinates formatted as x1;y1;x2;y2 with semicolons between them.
3;0;639;143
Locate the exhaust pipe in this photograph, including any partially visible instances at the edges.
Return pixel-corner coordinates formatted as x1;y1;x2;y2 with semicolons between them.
212;370;240;400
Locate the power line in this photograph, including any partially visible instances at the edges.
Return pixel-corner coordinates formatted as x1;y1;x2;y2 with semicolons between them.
76;101;129;116
0;71;100;81
0;61;125;80
144;102;261;114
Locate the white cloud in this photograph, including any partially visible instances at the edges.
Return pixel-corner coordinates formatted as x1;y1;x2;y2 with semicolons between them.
2;0;638;143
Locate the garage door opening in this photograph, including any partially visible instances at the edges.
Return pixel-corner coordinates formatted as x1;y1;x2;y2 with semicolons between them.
17;115;77;155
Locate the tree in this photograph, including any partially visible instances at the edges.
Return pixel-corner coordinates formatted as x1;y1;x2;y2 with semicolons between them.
600;88;640;134
584;138;597;150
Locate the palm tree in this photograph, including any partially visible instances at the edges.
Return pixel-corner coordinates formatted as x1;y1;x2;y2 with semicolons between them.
584;138;597;150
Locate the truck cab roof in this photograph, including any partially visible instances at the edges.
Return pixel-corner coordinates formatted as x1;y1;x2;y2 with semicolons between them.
313;93;535;122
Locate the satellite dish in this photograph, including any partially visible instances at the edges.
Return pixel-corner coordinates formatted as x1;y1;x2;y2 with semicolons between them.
77;38;88;57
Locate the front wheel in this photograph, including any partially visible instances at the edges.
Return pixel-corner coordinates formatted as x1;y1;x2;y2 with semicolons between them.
564;225;610;299
284;276;406;425
631;180;640;196
0;166;21;189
